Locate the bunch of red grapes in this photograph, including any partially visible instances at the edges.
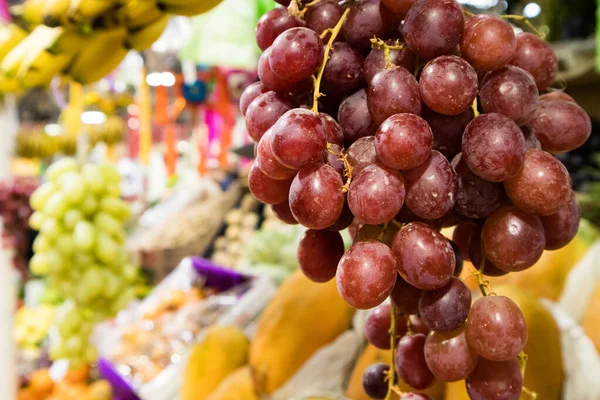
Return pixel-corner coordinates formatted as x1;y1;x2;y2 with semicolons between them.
243;0;591;399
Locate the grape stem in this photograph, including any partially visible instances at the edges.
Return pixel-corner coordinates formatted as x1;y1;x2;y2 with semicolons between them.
384;303;399;400
370;38;404;69
476;253;494;297
290;0;323;17
463;9;474;17
518;352;538;399
500;14;545;38
312;7;350;113
326;142;353;192
471;97;480;117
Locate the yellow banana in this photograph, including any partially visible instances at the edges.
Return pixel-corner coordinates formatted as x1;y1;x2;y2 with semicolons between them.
119;0;165;30
69;0;119;23
0;75;22;92
42;0;70;27
124;14;169;51
12;0;45;30
0;23;28;61
157;0;222;16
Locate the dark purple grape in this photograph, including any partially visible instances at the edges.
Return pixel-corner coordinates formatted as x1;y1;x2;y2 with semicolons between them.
395;333;435;390
422;107;472;160
466;358;523;400
255;7;304;51
363;40;416;83
336;240;398;309
240;82;269;116
424;327;478;382
320;113;345;146
403;0;464;60
258;48;313;93
419;55;478;116
271;200;298;225
540;191;580;250
540;91;576;103
462;113;527;182
382;0;416;16
466;296;527;361
510;32;557;91
375;113;433;170
390;274;422;315
468;227;509;277
368;66;422;124
248;162;293;205
289;163;344;229
269;27;324;82
528;99;592;153
326;200;354;231
256;128;297;180
245;91;296;142
305;0;343;40
504;149;571;216
365;303;408;349
392;222;455;290
403;151;457;220
522;126;542;150
298;229;344;282
271;109;327;169
323;42;366;98
460;14;516;71
419;277;471;332
452;153;504;219
342;0;401;53
347;136;379;174
453;222;477;263
348;163;406;225
362;363;390;399
338;89;376;142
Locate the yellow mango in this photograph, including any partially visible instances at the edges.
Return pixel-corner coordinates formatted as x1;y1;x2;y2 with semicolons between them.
206;366;259;400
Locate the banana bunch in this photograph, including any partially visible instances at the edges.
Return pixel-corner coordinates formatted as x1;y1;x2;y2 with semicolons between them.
119;0;165;30
11;0;45;30
16;129;61;159
155;0;222;16
87;114;125;145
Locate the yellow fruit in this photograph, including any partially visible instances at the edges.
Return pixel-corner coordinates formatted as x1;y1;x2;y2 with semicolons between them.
28;369;54;395
581;282;600;352
249;271;355;394
181;325;249;400
87;380;113;400
206;367;259;400
124;14;169;51
157;0;221;16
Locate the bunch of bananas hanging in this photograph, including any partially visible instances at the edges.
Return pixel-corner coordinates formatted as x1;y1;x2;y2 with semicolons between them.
0;0;223;93
15;127;76;158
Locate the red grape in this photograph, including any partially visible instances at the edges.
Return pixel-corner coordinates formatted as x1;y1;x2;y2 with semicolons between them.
305;0;343;40
452;222;477;262
239;81;269;116
326;200;354;231
298;229;345;282
540;91;576;103
256;128;297;180
258;48;313;93
322;42;366;98
271;108;327;169
338;89;376;142
289;163;345;229
462;113;527;182
271;200;298;225
395;333;435;390
403;151;458;220
336;240;398;309
382;0;416;16
510;32;557;91
390;274;422;315
363;40;416;83
269;27;324;81
348;163;406;225
368;66;422;124
419;55;478;116
468;227;509;277
365;303;408;349
375;113;433;170
503;149;571;216
248;162;293;205
466;296;527;361
392;222;455;290
540;191;580;250
424;327;478;382
347;136;379;175
255;7;304;51
422;107;472;160
528;99;592;153
460;14;516;71
410;315;431;335
362;363;390;399
466;358;523;400
320;113;345;146
245;91;296;142
403;0;465;60
480;65;539;126
419;277;471;332
342;0;400;53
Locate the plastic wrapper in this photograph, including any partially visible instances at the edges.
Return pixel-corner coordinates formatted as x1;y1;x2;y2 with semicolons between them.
94;257;277;400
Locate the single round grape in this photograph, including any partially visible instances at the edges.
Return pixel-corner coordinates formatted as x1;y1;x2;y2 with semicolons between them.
462;113;527;182
271;109;327;169
396;205;444;231
269;27;324;81
403;0;464;60
363;40;416;83
338;89;376;142
289;163;345;229
422;107;472;160
362;363;390;399
522;126;541;150
326;200;354;231
342;0;400;53
419;277;471;332
322;42;366;98
483;205;545;272
365;303;408;349
246;91;296;142
248;162;293;205
392;222;455;290
390;274;422;314
256;128;297;180
298;229;345;282
239;82;269;116
540;91;576;103
528;99;592;153
255;7;304;51
348;163;406;225
466;358;523;400
460;14;516;71
347;136;379;175
320;113;345;146
468;227;509;277
480;65;539;126
305;0;343;40
419;55;478;116
424;327;478;382
395;333;435;390
336;240;398;309
466;296;527;361
540;191;580;250
401;394;432;400
258;48;313;93
375;113;433;170
382;0;416;16
510;32;558;91
403;151;458;220
368;66;422;124
452;153;504;219
271;200;298;225
504;149;571;216
450;240;464;277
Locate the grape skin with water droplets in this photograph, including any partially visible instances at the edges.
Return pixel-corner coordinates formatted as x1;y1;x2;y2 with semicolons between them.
258;48;312;94
368;66;422;124
269;27;324;82
424;327;478;382
466;358;523;400
297;229;344;282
